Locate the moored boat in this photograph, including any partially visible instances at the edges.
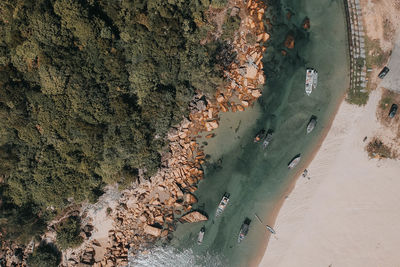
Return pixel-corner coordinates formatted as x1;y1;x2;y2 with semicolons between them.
288;154;301;169
215;193;230;217
266;225;276;234
238;218;251;243
262;130;273;149
254;129;266;142
305;68;318;96
197;226;205;244
306;116;317;134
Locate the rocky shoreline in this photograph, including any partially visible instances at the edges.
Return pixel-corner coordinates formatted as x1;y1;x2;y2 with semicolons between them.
1;0;269;266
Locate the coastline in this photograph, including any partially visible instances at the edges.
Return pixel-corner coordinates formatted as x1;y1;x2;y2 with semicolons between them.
250;87;348;267
58;0;270;265
259;0;400;265
258;87;400;266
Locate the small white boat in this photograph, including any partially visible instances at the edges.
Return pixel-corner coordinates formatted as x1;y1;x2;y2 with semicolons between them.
197;226;205;244
306;116;317;134
215;193;230;217
305;68;318;96
266;225;276;234
262;130;273;149
288;154;301;169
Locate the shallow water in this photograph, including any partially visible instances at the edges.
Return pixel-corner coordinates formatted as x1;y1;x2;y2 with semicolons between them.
132;0;349;266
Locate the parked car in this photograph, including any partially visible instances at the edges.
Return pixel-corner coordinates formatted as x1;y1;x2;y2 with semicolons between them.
378;66;390;79
389;104;398;118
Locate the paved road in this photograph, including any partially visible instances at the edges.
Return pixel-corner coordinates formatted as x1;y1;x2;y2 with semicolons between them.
380;36;400;92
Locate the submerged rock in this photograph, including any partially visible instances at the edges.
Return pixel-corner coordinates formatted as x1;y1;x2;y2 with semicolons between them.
302;17;310;30
284;33;295;49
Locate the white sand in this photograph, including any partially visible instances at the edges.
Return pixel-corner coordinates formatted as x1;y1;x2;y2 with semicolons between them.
259;88;400;267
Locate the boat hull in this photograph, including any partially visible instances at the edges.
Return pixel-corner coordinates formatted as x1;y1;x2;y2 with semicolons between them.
288;154;301;169
306;117;317;134
305;68;318;95
238;218;251;243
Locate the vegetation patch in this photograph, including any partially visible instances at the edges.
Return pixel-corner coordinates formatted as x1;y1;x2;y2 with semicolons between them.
365;36;391;69
383;18;395;42
27;243;61;267
366;137;396;159
347;85;369;106
0;0;234;243
347;35;391;106
221;13;241;40
55;216;83;250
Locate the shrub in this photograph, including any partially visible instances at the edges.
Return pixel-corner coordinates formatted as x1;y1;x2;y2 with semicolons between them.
27;243;61;267
56;216;83;250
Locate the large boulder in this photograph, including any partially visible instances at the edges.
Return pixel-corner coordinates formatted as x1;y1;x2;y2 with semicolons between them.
244;65;258;79
184;193;198;204
144;225;161;237
180;211;207;223
284;33;295;49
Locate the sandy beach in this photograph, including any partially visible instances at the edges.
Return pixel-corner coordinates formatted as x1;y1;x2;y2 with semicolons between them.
259;88;400;267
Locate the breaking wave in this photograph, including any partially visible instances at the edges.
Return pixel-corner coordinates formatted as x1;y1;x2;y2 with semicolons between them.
128;246;225;267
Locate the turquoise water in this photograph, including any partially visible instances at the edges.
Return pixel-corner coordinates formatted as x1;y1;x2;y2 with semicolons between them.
131;0;349;266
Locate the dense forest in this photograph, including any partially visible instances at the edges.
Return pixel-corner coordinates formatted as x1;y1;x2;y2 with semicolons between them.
0;0;231;243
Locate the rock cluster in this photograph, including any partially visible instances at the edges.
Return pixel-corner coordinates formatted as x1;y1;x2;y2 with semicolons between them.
0;240;26;267
66;0;269;266
1;0;269;266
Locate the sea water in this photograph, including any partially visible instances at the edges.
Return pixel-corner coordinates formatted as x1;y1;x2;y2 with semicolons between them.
132;0;349;266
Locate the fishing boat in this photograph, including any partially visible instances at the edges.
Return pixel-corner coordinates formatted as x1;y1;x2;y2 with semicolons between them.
288;154;301;169
254;129;266;143
215;193;230;217
305;68;318;96
197;226;205;244
262;130;273;149
238;218;251;243
266;225;276;234
306;116;317;134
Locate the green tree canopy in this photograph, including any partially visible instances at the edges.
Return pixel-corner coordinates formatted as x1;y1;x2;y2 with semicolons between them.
0;0;231;243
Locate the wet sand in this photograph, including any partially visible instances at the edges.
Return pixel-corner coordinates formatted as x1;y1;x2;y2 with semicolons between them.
259;88;400;267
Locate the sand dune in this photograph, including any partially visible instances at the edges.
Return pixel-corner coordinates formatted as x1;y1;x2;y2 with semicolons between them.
259;88;400;267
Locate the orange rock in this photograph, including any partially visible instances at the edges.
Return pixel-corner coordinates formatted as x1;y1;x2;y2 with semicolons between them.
205;133;215;139
258;73;265;84
302;17;310;30
180;211;207;223
236;105;244;111
220;103;228;112
284;34;295;49
251;89;262;98
247;0;252;8
184;193;198;204
263;32;270;42
217;94;225;103
144;225;161;237
161;230;169;238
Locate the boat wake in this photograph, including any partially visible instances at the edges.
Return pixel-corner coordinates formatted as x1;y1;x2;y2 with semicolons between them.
129;246;224;267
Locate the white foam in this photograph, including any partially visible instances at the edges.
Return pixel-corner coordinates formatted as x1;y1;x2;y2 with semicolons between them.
129;246;224;267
